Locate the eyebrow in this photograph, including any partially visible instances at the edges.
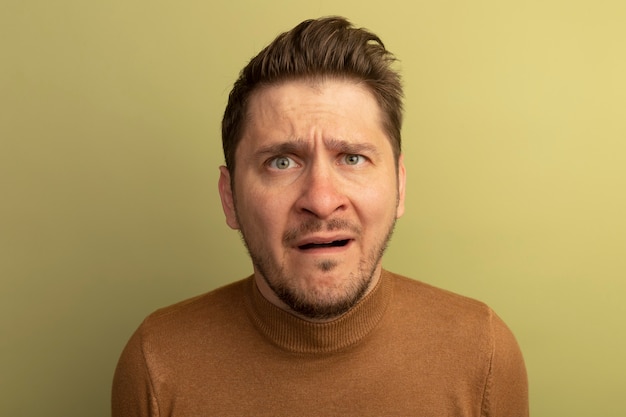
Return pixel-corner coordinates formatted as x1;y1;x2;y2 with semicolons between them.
253;138;381;159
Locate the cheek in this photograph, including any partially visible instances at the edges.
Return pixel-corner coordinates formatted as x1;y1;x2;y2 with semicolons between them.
354;178;399;218
236;187;289;238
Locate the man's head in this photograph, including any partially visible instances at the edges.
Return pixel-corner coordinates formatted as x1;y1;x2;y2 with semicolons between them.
222;16;403;177
218;17;406;321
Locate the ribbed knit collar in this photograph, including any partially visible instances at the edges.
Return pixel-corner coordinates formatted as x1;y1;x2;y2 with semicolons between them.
244;270;393;354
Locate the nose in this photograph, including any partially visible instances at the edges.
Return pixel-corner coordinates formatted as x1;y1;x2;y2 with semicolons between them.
295;162;348;219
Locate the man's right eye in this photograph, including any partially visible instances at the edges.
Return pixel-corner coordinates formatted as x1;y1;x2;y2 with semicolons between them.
268;156;296;170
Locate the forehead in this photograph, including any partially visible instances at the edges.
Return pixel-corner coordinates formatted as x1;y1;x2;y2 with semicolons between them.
239;78;388;152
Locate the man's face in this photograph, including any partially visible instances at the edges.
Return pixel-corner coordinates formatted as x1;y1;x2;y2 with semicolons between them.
219;78;406;320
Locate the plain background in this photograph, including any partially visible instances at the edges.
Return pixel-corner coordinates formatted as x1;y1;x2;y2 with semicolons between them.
2;0;625;416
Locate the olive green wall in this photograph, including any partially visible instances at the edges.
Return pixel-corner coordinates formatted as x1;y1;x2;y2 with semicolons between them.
2;1;625;416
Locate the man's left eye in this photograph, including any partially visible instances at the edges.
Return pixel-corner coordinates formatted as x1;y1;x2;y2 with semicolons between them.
343;154;364;165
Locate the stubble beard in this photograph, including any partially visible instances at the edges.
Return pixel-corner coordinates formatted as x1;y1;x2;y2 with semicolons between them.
238;216;397;321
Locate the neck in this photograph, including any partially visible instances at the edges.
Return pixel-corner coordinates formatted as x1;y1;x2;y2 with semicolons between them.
244;269;393;353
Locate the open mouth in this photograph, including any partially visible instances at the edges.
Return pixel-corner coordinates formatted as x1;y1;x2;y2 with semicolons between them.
298;239;351;250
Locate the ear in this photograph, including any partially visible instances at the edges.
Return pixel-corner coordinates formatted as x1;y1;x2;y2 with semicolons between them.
396;154;406;219
218;166;240;229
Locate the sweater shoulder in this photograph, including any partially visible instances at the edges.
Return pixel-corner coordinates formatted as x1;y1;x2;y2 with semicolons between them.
391;271;490;309
386;271;494;327
137;277;251;337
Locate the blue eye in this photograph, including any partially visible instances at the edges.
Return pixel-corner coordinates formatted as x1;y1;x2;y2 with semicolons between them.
269;156;295;169
344;154;364;165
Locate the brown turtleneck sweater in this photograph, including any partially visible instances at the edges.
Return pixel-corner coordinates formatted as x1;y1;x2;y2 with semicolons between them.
112;270;528;416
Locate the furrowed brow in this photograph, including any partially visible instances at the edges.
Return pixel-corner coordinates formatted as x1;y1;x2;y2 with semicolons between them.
324;139;380;157
253;139;309;158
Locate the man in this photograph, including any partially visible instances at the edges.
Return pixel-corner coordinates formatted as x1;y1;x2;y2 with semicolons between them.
112;16;528;416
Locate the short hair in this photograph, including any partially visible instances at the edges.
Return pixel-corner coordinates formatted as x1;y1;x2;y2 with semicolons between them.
221;16;403;175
